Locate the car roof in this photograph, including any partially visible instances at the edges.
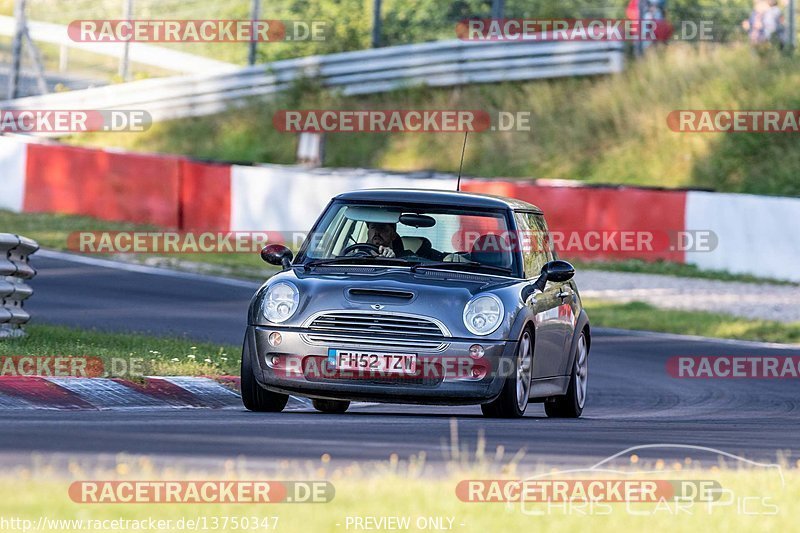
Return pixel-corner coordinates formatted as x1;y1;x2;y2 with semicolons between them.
334;189;543;214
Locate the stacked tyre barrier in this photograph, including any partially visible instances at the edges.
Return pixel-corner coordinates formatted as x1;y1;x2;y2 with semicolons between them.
0;234;38;338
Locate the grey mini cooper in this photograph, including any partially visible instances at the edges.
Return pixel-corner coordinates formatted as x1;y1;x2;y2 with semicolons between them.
241;189;590;418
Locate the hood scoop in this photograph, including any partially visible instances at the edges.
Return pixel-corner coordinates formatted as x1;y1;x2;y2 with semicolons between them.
346;288;415;304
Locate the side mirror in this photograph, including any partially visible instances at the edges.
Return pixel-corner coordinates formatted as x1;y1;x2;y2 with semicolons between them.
543;260;575;282
531;260;575;293
261;244;293;270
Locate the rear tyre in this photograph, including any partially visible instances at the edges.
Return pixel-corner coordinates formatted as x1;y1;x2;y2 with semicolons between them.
545;330;588;418
312;399;350;414
481;329;533;418
241;337;288;412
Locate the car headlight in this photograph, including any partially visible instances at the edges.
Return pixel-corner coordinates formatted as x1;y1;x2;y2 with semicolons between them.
463;294;504;336
262;282;299;323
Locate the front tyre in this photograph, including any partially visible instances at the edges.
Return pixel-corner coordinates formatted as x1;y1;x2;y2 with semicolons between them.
481;329;533;418
241;336;288;412
312;399;350;414
545;330;588;418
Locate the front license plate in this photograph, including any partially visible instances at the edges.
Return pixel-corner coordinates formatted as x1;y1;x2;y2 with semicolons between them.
327;349;417;374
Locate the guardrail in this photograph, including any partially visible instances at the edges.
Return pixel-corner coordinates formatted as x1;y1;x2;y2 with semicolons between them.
0;38;625;124
0;234;38;338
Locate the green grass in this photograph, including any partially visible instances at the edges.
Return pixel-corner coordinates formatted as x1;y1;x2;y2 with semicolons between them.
2;465;797;533
0;209;278;281
0;324;239;377
573;259;799;286
66;44;800;197
585;300;800;344
0;209;157;250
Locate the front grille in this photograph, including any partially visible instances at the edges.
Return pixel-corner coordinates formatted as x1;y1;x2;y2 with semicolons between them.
302;311;449;352
310;312;443;335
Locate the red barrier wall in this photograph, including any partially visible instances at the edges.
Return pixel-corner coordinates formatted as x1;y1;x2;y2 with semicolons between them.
179;160;231;231
19;137;690;265
463;181;687;262
24;144;181;227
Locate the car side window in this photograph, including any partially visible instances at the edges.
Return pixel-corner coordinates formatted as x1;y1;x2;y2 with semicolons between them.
514;212;548;278
533;214;555;262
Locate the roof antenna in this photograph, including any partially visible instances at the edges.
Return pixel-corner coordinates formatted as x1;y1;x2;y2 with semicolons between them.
456;131;468;192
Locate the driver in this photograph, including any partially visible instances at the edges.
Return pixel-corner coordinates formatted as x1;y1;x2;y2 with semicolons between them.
367;222;445;261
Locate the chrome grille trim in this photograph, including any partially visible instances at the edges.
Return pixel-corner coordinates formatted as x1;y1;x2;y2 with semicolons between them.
302;334;448;351
303;310;451;336
300;310;451;352
310;319;439;334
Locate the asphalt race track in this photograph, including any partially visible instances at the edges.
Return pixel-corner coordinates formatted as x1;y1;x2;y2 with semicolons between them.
7;251;800;468
27;251;259;344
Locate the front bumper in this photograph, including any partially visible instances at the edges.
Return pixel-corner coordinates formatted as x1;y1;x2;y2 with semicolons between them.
243;325;516;405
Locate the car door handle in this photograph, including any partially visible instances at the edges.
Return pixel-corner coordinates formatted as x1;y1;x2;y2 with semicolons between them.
557;290;571;300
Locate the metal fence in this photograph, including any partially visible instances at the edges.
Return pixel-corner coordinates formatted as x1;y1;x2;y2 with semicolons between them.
0;234;38;338
0;38;625;124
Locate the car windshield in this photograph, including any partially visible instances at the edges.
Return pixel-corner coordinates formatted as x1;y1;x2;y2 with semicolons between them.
296;202;517;276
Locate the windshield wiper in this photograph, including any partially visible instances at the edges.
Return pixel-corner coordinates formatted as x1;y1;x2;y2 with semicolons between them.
303;256;411;271
410;261;512;276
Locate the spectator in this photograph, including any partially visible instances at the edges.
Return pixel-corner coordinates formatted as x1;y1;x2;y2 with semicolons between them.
762;0;786;47
642;0;668;51
627;0;673;53
743;0;770;46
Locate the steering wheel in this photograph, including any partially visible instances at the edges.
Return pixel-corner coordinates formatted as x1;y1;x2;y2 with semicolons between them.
341;243;381;257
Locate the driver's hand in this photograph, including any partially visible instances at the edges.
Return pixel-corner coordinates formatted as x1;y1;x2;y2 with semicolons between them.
378;246;396;258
